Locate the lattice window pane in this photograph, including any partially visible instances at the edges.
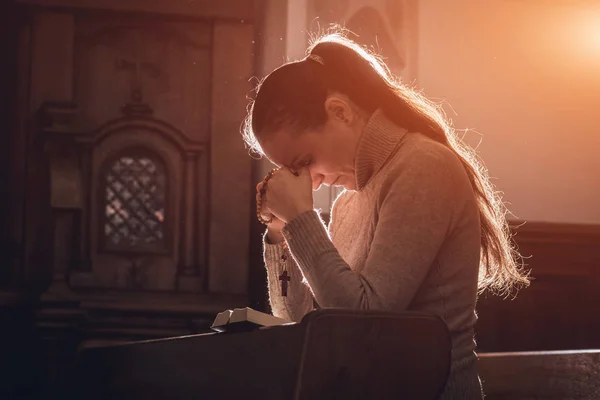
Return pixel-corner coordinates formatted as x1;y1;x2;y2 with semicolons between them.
104;155;166;249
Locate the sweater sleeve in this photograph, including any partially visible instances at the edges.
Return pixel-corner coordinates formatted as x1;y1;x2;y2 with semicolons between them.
280;151;464;310
263;233;314;322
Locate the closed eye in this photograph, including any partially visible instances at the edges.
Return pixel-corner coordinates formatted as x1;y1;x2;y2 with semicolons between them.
301;158;312;167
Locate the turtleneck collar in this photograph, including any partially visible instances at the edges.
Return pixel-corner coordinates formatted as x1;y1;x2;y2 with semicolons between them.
354;109;408;190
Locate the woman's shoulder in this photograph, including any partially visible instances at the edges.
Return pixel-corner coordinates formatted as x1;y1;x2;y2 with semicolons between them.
402;132;459;162
376;132;473;204
388;132;467;180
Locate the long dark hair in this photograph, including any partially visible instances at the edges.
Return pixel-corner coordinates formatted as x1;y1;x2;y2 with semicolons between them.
242;33;529;296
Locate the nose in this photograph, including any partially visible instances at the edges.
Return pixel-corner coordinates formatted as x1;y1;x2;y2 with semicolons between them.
310;170;324;191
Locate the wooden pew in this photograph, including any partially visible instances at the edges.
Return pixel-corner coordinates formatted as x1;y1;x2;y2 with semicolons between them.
478;350;600;399
70;309;451;399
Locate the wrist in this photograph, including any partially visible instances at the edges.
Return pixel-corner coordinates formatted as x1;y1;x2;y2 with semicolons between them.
266;228;284;244
285;206;314;224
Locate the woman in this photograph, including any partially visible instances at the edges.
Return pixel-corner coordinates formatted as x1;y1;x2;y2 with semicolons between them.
242;33;529;399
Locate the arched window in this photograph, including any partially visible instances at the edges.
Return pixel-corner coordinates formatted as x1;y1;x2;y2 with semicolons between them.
100;149;168;253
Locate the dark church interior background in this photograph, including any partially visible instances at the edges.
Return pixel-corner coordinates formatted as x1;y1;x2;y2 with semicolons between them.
0;0;599;398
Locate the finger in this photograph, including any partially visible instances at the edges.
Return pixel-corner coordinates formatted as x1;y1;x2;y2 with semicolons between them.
289;168;299;177
256;181;264;191
280;168;296;179
298;166;310;177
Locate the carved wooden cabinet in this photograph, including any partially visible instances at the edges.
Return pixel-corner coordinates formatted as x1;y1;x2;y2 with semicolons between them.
11;0;262;339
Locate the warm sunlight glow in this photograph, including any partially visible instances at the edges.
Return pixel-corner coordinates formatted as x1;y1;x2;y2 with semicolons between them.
576;10;600;51
570;7;600;59
585;16;600;53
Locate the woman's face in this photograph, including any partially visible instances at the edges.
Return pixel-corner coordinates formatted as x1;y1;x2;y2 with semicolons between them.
260;97;366;191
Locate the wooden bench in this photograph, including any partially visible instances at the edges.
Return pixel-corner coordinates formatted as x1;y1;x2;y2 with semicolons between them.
70;309;451;399
478;350;600;399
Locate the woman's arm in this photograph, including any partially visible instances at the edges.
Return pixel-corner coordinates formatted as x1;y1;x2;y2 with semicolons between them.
281;149;469;310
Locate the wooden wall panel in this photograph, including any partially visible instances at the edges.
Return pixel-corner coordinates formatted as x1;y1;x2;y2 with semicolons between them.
1;1;25;287
9;0;260;313
476;222;600;352
208;22;254;294
24;11;75;291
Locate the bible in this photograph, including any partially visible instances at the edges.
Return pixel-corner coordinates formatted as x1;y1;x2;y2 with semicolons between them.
210;307;293;332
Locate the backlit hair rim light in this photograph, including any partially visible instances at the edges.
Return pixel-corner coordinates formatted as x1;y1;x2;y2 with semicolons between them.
307;54;324;65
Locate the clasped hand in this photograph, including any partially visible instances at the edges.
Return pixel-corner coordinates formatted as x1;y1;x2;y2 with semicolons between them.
256;167;314;224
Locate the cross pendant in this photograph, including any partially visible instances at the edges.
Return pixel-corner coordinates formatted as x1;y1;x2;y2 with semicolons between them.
279;270;290;297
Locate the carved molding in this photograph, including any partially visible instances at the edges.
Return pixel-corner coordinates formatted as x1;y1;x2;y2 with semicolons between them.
29;6;255;303
39;101;80;155
74;16;213;139
40;101;78;133
39;107;210;293
39;102;83;210
121;89;154;117
76;116;207;153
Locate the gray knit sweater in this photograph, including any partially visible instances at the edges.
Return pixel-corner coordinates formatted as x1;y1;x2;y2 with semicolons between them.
263;110;483;399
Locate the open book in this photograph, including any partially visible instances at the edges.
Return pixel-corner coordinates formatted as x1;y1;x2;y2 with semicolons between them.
211;307;293;333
